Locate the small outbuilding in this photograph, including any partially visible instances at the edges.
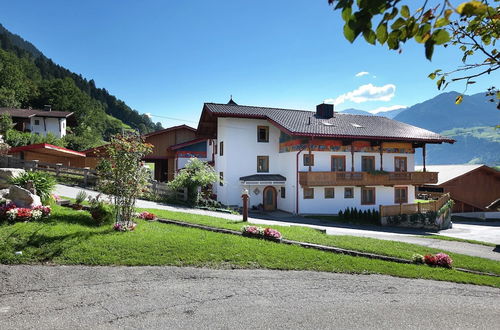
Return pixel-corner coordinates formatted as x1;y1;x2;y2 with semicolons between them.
8;143;86;167
416;164;500;212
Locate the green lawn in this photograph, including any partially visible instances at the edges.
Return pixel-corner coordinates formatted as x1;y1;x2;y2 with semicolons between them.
1;205;499;288
139;207;500;276
419;235;497;247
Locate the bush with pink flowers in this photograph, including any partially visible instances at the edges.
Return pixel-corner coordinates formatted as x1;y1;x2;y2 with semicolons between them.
0;203;51;223
242;225;282;241
136;211;157;221
424;253;453;268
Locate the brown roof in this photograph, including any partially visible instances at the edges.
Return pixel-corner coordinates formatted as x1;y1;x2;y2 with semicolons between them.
198;103;455;144
143;124;196;138
0;108;73;118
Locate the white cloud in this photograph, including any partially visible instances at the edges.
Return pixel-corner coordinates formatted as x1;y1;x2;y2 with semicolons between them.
324;83;396;106
369;105;407;114
355;71;369;77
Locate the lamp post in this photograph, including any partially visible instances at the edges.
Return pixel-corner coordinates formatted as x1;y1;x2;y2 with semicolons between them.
241;188;249;222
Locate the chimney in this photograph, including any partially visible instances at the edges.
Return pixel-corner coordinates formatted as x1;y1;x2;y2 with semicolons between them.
316;103;334;119
44;105;52;111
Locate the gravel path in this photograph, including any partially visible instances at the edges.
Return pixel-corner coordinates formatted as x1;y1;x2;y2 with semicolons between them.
1;265;499;329
54;184;500;261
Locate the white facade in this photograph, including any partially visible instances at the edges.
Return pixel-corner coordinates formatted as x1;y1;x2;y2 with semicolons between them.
27;116;67;138
210;117;417;215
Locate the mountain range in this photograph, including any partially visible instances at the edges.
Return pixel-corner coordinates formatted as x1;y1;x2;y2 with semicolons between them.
339;92;500;165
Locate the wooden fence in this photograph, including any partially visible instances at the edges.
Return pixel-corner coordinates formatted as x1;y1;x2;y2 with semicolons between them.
0;155;97;187
380;193;451;218
0;155;187;201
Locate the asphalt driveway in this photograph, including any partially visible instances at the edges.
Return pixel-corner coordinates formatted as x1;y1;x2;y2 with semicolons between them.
1;265;499;329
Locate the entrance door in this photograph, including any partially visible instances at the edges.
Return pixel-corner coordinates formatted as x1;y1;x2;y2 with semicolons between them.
263;186;277;211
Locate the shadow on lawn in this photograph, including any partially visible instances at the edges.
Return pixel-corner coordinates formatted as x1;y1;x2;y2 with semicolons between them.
47;207;114;227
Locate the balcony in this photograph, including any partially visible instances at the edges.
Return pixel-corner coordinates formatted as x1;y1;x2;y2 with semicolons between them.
298;171;438;187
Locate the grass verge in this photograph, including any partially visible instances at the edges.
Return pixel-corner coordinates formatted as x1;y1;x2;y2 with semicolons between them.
2;205;498;287
139;207;500;276
420;235;497;247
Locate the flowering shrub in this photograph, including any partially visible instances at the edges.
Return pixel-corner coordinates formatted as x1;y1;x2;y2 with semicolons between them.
242;225;282;241
113;222;137;232
136;211;157;221
2;204;51;222
263;228;282;240
424;253;453;268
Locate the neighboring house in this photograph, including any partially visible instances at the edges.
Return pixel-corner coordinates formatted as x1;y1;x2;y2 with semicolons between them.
416;164;500;213
193;99;454;214
83;124;197;181
0;106;73;138
8;143;86;167
169;138;213;171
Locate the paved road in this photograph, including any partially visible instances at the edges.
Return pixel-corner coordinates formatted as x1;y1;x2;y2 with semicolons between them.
0;265;499;329
54;184;500;261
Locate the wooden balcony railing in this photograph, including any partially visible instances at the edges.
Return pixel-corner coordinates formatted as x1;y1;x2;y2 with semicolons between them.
298;171;438;187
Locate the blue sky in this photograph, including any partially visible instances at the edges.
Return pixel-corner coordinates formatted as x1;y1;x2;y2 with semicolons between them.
0;1;497;127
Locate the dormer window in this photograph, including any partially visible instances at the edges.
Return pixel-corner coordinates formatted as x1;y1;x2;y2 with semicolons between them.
257;126;269;142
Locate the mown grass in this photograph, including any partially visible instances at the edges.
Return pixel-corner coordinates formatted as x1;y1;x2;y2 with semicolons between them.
1;206;498;287
140;208;500;276
420;235;497;247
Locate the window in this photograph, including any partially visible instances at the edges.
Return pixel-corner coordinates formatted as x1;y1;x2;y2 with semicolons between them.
219;172;223;186
257;156;269;172
281;187;286;198
361;187;376;205
394;157;407;172
303;188;314;199
303;154;314;166
34;119;40;125
324;188;335;199
220;141;224;156
344;187;354;199
361;156;375;172
257;126;269;142
331;156;346;171
395;187;408;204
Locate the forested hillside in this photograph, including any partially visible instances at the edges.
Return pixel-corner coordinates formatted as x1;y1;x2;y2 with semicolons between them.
0;23;162;150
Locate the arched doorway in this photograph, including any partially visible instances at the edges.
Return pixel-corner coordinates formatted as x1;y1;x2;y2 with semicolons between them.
263;186;277;211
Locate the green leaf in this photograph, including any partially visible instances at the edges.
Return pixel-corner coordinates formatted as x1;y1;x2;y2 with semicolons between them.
457;1;488;16
436;76;445;90
497;91;500;99
363;29;377;45
391;17;406;30
376;23;388;43
341;7;352;22
425;39;435;60
432;29;450;45
401;5;410;18
387;31;401;50
434;18;450;28
455;95;463;105
343;23;357;43
428;73;436;80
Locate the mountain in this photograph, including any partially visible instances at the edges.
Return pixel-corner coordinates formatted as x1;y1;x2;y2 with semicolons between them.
393;91;500;166
338;107;406;119
338;108;373;116
0;23;162;150
375;107;406;119
393;91;499;132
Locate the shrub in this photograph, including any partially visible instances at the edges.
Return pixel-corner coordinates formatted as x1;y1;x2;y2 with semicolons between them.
136;211;157;221
241;225;282;240
424;253;453;268
88;194;114;225
9;171;56;203
412;254;425;264
75;190;88;205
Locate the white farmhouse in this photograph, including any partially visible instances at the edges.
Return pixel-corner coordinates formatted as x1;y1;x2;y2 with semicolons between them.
177;99;454;214
0;106;73;138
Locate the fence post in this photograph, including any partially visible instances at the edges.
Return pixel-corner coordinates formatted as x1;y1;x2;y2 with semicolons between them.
31;160;39;171
83;167;90;188
55;163;62;177
152;181;158;195
417;202;421;214
399;203;402;215
379;204;383;218
183;187;188;202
